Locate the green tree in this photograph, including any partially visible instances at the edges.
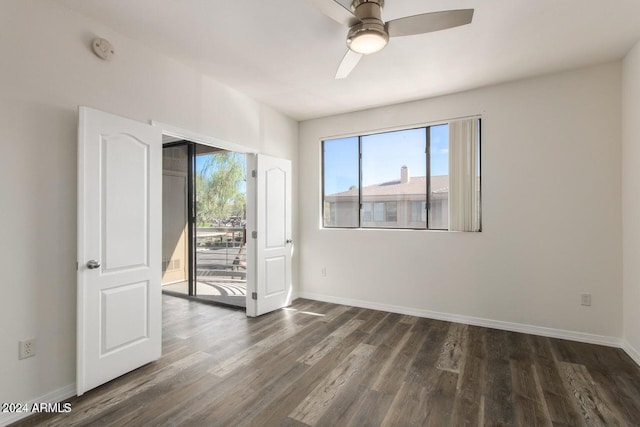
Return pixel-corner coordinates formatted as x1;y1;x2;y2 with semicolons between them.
196;152;245;225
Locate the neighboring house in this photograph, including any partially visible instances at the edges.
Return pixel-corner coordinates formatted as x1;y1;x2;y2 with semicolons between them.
324;166;449;229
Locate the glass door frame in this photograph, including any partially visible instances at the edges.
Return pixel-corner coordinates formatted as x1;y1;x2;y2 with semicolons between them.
162;140;196;296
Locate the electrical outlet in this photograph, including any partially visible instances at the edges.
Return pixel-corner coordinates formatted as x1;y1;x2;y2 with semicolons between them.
19;338;36;360
581;293;592;307
321;267;327;277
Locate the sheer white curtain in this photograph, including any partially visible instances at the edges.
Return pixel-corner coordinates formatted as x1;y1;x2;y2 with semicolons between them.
448;118;480;231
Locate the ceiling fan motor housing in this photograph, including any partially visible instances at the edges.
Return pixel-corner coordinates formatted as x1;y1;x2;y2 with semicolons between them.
350;0;384;15
347;0;389;54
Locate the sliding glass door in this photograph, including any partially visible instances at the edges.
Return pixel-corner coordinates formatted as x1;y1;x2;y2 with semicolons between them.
162;141;247;308
161;142;192;295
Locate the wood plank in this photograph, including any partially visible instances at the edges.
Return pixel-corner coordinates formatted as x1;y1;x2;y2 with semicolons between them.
357;310;389;334
436;322;468;373
371;327;421;393
159;318;335;425
449;351;485;426
382;368;458;426
42;351;214;427
247;330;368;427
289;343;376;425
313;322;412;426
399;314;418;324
209;320;307;376
364;313;403;346
134;367;235;426
380;380;430;427
77;361;217;426
509;359;553;427
278;417;310;427
594;373;640;424
198;320;362;426
558;361;621;426
343;389;396;427
453;325;486;398
297;319;364;366
317;304;354;323
188;363;312;426
529;335;584;426
405;319;450;384
424;369;459;425
483;328;516;426
381;320;459;426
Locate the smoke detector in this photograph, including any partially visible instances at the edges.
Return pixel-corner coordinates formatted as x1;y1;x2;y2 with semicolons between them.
91;38;114;60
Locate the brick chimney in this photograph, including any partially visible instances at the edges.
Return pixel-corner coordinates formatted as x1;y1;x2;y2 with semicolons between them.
401;165;410;184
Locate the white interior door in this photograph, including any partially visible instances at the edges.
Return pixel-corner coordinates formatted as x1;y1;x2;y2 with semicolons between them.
246;154;293;317
77;106;162;395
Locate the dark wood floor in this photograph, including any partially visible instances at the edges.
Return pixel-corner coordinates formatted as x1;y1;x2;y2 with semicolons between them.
14;296;640;426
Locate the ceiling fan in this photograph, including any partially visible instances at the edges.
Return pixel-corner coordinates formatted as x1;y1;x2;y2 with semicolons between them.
305;0;474;79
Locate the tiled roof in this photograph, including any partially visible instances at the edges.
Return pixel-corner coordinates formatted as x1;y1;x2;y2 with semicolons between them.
327;175;449;197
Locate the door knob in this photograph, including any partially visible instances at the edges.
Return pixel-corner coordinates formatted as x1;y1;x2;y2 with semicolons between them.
87;260;101;269
286;239;293;244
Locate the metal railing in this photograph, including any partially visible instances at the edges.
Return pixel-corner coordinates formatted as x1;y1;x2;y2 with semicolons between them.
195;227;246;279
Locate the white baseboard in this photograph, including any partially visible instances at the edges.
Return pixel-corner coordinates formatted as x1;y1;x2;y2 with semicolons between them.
0;383;76;427
297;291;623;348
622;340;640;366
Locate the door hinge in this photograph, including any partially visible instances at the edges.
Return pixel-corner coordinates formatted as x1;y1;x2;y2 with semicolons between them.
252;292;257;300
252;231;257;239
251;170;257;178
76;261;79;271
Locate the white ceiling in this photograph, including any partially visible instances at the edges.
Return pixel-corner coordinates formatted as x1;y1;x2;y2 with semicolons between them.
55;0;640;121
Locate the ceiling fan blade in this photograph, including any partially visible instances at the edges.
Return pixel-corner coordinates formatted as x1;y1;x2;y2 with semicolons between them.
386;9;474;38
335;49;363;79
304;0;360;27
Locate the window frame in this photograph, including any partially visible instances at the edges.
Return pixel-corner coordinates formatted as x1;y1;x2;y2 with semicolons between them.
321;119;481;231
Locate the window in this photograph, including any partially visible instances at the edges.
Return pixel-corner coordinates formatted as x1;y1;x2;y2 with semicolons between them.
362;202;397;225
322;118;481;231
322;137;359;227
385;202;397;222
410;201;427;223
429;124;449;229
362;202;373;222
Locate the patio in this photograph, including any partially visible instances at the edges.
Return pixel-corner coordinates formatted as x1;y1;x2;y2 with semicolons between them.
162;226;247;308
162;277;246;308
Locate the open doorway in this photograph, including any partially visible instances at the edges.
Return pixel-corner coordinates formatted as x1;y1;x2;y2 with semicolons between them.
161;138;247;309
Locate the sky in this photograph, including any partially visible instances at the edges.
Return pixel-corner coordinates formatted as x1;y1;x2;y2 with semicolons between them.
323;124;449;195
195;154;209;173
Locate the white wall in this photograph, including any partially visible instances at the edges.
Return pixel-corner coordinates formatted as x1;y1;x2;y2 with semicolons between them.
622;40;640;363
299;63;623;340
0;0;298;417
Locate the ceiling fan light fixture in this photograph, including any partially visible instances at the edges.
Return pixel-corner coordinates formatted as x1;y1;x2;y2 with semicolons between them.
307;0;475;79
347;24;388;55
